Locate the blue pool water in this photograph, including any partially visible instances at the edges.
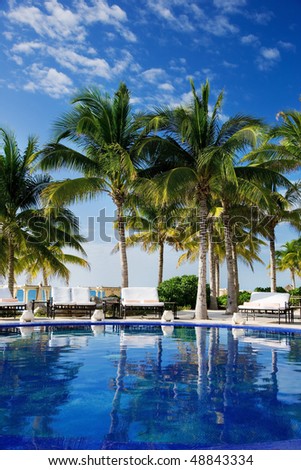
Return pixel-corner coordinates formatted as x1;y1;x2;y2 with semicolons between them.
1;323;301;450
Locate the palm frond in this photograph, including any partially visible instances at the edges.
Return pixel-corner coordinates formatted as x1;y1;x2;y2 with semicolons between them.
42;177;106;205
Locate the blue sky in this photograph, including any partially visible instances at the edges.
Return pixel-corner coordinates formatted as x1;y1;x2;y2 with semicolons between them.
0;0;301;290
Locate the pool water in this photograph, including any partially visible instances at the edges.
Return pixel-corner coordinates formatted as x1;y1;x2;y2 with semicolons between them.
1;323;301;450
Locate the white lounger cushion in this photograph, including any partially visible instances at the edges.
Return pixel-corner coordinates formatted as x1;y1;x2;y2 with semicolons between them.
0;286;25;306
52;286;95;306
52;287;72;304
121;287;164;306
238;292;290;310
0;300;24;306
71;287;95;305
122;301;164;306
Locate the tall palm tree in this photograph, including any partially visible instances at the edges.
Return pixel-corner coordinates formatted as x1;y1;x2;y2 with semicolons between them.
253;184;301;291
0;128;51;295
140;79;266;319
272;109;301;159
248;111;301;290
114;198;185;286
39;83;144;288
275;239;301;289
15;207;90;286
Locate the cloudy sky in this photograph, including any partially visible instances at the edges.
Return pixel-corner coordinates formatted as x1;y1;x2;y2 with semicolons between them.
0;0;301;290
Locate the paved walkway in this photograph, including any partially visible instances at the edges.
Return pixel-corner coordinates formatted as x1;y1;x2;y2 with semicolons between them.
177;309;301;332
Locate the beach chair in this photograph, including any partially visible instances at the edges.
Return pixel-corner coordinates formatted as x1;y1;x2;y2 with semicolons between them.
120;287;171;319
0;286;26;319
50;286;96;319
238;291;292;323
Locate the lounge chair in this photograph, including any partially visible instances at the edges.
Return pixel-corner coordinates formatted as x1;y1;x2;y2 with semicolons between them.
238;292;292;323
50;286;96;319
0;286;26;319
120;287;176;319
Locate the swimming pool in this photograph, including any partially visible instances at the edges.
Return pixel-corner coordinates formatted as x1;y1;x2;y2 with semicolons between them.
1;323;301;450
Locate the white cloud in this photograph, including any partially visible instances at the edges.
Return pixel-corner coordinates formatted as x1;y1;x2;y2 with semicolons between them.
77;0;127;23
278;40;295;51
120;28;137;42
76;0;137;42
45;47;135;80
241;34;260;46
223;60;238;68
48;47;112;78
251;11;274;25
213;0;247;13
10;39;138;91
147;0;174;21
146;0;238;36
3;31;14;40
11;55;23;66
5;0;136;43
12;41;44;54
158;83;175;92
6;2;86;42
202;15;239;36
146;0;195;32
141;68;167;84
256;47;281;71
260;47;280;60
24;64;74;98
181;90;193;105
201;68;216;81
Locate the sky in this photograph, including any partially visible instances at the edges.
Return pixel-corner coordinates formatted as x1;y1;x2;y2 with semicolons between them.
0;0;301;291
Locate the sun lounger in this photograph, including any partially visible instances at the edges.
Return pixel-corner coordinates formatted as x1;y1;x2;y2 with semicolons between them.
120;287;176;319
238;292;292;323
50;286;96;319
0;286;26;319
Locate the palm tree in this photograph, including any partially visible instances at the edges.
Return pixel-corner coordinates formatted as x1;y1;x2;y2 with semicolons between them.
140;79;266;319
39;83;144;288
275;239;301;289
272;109;301;159
15;207;90;286
177;206;265;311
0;128;51;295
254;184;301;291
114;198;185;286
248;110;301;290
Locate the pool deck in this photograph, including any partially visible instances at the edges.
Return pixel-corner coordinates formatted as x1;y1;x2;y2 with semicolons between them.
1;308;301;332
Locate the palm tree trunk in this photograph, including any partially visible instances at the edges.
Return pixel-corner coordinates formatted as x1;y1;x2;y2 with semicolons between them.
195;196;209;320
223;212;237;314
208;223;218;310
117;202;129;288
158;241;164;286
232;242;239;297
8;234;15;297
215;256;220;298
291;269;296;289
195;326;208;399
42;267;49;286
269;227;276;292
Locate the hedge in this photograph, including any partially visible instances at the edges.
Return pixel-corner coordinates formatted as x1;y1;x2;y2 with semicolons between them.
158;275;210;308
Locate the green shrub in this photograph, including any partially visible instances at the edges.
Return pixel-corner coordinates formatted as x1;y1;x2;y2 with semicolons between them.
289;287;301;296
217;294;227;308
217;291;251;309
158;275;210;308
254;286;286;293
238;291;251;304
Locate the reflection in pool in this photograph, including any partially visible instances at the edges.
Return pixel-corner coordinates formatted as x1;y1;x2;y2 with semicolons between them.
1;324;301;450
